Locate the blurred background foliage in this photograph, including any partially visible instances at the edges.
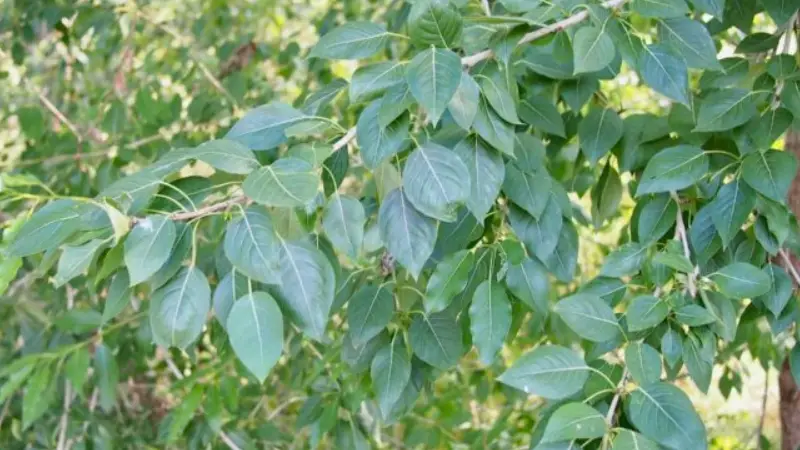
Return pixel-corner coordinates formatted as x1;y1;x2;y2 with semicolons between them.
0;0;788;448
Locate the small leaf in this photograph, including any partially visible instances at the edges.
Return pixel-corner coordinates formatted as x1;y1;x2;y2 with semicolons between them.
631;0;689;18
243;158;319;207
102;270;132;324
409;312;463;369
755;264;793;316
65;347;91;393
505;257;550;315
378;189;437;279
637;194;677;243
710;262;772;299
8;200;85;257
227;292;284;382
371;336;411;418
357;100;410;169
322;194;366;260
469;281;512;365
166;385;204;442
55;239;105;287
378;83;415;128
149;267;211;349
554;294;620;342
125;216;177;286
309;22;390;60
406;47;462;125
349;61;406;103
225;102;306;151
348;285;394;345
425;250;475;313
22;364;55;429
578;107;623;165
94;344;119;412
543;406;606;445
473;95;515;155
600;242;647;278
683;334;713;392
661;328;683;368
676;304;717;326
636;145;708;196
477;73;520;124
453;135;505;221
573;26;615;74
223;206;281;285
657;18;721;70
407;1;463;48
503;164;551;220
710;178;755;247
509;203;563;262
212;270;249;329
498;345;590;399
626;295;669;332
403;142;471;222
626;342;662;385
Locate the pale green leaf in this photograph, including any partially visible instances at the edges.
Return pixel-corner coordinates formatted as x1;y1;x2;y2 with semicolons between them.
348;285;394;345
227;292;284;382
636;145;708;196
149;267;211;349
554;293;620;342
498;345;590;399
310;22;390;59
403;142;470;222
378;189;436;279
469;281;511;364
322;194;365;259
124;216;177;286
406;47;462;125
541;403;606;443
243;158;319;207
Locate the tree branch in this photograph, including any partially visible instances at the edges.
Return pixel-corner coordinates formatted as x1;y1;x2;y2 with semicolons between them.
780;248;800;286
670;191;697;297
461;0;628;67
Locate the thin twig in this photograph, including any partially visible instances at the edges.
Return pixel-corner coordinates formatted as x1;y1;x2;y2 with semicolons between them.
670;191;697;297
754;371;769;450
461;0;628;67
265;396;307;421
779;248;800;286
35;90;84;142
56;382;73;450
602;368;628;450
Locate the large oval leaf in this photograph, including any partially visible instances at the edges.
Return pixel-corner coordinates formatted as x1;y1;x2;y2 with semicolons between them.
636;145;709;196
371;336;411;418
578;107;624;165
627;382;707;450
452;135;504;221
403;142;470;222
223;206;280;285
694;88;758;132
243;158;319;207
709;262;771;299
378;189;437;279
347;285;394;346
406;47;462;125
498;345;590;399
541;402;607;443
227;292;284;382
639;44;690;105
149;267;211;349
409;312;463;369
124;215;177;286
469;281;511;365
322;194;365;260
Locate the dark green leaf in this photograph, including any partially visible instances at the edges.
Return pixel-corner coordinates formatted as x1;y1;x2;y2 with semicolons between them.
694;89;758;132
406;47;462;125
348;285;394;345
150;267;211;349
408;0;463;48
403;142;471;222
378;189;437;279
741;150;797;202
469;281;512;364
639;44;690;105
409;312;463;369
519;95;566;137
627;382;707;449
453;135;504;220
223;206;281;285
626;295;669;332
636;145;708;196
225;102;306;150
426;250;475;313
578;107;623;165
573;26;615;74
541;403;606;443
657;18;721;70
600;242;647;278
322;194;365;259
710;262;772;299
371;336;411;418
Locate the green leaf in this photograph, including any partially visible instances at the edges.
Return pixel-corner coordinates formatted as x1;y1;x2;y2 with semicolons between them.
189;139;260;174
628;382;707;449
225;102;306;151
349;61;406;103
579;276;627;305
637;194;677;243
0;255;21;296
636;145;708;196
406;47;462;125
357;99;410;169
683;333;713;393
150;267;210;349
692;0;724;18
710;262;772;299
403;142;471;222
94;343;120;412
572;26;615;74
408;0;463;48
469;281;512;365
22;363;55;429
509;203;563;262
755;264;793;316
409;312;463;369
675;304;716;326
102;270;131;324
554;293;620;342
167;385;204;442
694;89;758;132
227;292;284;382
371;336;411;418
477;73;520;124
612;430;660;450
288;143;334;168
503;164;551;220
243;157;319;207
55;239;105;287
276;240;335;341
544;221;579;283
519;95;566;137
631;0;689;17
712;179;757;249
561;77;600;111
378;189;436;279
661;328;683;368
453;135;504;220
626;295;669;332
505;257;550;315
348;285;394;345
689;204;722;265
223;206;281;285
7;200;85;257
65;347;91;393
653;251;694;273
323;194;365;260
125;216;177;286
309;22;390;59
600;242;647;278
425;250;475;313
657;18;721;70
378;83;415;128
448;72;480;129
591;163;623;227
541;403;606;443
213;270;249;329
578;107;623;165
741;150;797;203
473;95;515;155
639;44;690;105
498;345;590;399
761;0;798;24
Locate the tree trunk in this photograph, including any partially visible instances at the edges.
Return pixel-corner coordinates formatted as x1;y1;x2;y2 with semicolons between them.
781;130;800;450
